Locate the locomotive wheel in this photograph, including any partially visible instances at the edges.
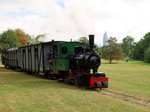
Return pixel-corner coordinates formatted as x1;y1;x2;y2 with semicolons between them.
5;65;9;69
44;71;52;79
75;75;89;87
58;78;64;82
44;74;51;79
75;75;81;86
75;75;78;86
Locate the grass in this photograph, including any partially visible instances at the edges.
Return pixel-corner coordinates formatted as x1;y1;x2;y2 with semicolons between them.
100;59;150;99
0;61;150;112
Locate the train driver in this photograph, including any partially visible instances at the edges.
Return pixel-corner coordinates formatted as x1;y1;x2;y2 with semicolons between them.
48;49;53;65
48;49;53;72
54;49;57;58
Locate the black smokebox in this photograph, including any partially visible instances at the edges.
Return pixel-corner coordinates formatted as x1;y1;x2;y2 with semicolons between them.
89;35;94;49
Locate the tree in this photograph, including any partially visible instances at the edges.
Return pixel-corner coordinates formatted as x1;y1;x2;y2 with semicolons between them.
102;37;124;63
25;34;31;41
144;47;150;63
133;32;150;60
122;36;134;57
78;37;89;45
15;29;28;46
78;37;101;55
0;29;21;50
35;34;45;44
133;40;144;60
0;35;2;50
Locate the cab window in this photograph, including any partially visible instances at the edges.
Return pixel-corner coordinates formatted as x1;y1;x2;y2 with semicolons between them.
53;45;58;58
62;46;68;54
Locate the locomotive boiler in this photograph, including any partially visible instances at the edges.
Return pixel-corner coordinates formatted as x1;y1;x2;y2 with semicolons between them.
70;35;100;73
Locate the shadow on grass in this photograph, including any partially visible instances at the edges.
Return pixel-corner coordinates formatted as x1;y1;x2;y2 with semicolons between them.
0;67;16;72
0;66;102;92
101;62;119;64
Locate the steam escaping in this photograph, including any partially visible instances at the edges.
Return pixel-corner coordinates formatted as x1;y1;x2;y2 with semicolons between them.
42;0;95;42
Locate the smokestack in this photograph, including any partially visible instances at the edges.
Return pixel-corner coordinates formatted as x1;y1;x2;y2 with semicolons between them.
89;35;94;49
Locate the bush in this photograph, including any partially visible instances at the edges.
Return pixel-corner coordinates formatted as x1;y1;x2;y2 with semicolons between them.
144;47;150;63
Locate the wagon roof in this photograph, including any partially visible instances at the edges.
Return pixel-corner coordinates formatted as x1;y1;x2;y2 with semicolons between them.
19;41;82;48
7;47;18;51
18;41;65;48
6;41;83;50
39;41;82;45
53;41;83;45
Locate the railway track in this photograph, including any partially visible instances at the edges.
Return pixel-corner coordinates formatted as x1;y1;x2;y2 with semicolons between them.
100;89;150;106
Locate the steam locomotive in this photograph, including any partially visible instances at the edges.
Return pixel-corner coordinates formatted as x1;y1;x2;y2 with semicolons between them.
2;35;108;88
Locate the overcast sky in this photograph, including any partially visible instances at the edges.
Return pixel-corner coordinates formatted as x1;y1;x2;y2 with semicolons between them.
0;0;150;45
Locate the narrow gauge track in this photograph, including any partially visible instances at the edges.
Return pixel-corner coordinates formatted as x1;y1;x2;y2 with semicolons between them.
100;89;150;106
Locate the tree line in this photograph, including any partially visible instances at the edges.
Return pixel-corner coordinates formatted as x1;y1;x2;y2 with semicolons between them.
102;32;150;63
78;32;150;63
0;29;150;63
121;32;150;63
0;29;45;51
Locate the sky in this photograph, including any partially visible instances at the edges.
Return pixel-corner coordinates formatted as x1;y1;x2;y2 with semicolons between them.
0;0;150;46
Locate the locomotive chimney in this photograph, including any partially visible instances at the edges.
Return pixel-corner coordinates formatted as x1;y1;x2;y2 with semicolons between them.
89;35;94;49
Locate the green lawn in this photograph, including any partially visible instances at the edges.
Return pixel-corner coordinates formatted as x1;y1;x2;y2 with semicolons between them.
0;61;150;112
100;60;150;99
